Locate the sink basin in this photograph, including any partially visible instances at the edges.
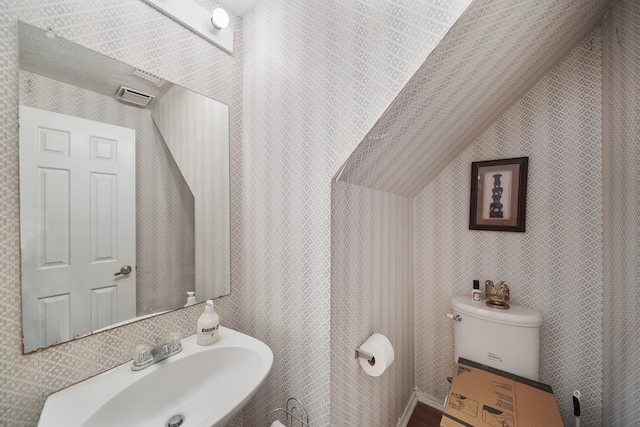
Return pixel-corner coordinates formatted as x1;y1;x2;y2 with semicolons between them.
38;327;273;427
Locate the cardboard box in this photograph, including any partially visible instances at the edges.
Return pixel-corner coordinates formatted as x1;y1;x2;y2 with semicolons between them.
441;358;563;427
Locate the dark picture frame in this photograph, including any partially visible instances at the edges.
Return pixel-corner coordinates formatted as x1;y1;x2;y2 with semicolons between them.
469;157;528;232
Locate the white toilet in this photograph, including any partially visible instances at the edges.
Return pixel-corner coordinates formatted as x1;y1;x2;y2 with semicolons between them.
450;296;542;380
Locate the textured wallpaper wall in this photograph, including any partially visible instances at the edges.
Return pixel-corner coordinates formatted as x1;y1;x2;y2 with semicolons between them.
19;70;196;317
240;0;472;424
602;0;640;425
152;85;231;303
339;0;608;197
3;0;474;423
330;181;414;426
4;2;629;427
0;1;243;425
414;31;603;425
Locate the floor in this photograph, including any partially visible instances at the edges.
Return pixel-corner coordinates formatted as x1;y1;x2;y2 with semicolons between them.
407;402;443;427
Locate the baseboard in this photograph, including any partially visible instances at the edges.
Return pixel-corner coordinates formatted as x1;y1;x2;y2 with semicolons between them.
397;389;446;427
397;391;418;427
416;390;445;412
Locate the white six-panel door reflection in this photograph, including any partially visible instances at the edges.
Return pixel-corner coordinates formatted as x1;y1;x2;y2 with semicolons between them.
19;106;136;352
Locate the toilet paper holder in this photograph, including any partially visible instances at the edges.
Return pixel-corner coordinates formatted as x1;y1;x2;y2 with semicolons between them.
267;397;309;426
355;333;395;376
355;331;376;364
354;347;375;363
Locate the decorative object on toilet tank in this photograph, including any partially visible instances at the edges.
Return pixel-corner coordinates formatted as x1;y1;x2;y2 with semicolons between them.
485;280;510;309
472;279;482;303
469;157;529;232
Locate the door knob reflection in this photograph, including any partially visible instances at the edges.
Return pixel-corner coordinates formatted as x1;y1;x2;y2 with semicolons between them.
114;265;133;276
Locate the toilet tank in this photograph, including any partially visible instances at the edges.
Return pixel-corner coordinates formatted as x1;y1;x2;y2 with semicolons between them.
451;296;542;380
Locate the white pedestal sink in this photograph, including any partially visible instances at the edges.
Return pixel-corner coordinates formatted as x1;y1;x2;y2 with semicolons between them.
38;327;273;427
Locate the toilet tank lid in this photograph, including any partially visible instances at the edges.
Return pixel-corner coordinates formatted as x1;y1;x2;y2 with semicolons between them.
451;296;542;327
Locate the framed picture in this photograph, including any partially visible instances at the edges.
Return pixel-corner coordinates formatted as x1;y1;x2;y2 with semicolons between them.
469;157;528;232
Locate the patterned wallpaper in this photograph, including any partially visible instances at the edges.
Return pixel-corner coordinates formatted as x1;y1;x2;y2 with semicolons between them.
19;70;196;318
152;85;231;303
0;1;243;425
4;1;632;427
339;0;609;197
414;31;603;425
602;0;640;425
3;0;473;423
330;181;414;426
240;0;472;425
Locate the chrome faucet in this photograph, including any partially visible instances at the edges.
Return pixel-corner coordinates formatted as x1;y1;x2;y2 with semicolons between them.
132;333;183;371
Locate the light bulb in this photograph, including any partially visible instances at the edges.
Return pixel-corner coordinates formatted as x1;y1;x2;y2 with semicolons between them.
211;7;229;30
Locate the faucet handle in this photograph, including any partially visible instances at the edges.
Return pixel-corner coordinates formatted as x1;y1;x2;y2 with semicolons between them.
159;343;171;355
133;344;152;363
167;332;182;352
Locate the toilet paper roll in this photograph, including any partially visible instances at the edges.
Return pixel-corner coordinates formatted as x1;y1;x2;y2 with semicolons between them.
270;420;285;427
358;333;395;377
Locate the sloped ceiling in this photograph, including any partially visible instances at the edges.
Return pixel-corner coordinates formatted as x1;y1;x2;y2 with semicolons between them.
338;0;610;197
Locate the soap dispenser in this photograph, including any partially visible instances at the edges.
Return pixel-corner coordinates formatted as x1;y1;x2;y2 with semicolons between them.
184;291;196;307
197;300;219;346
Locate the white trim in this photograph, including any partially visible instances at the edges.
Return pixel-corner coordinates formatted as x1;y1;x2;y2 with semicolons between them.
416;391;445;412
140;0;234;53
397;391;418;427
397;389;447;427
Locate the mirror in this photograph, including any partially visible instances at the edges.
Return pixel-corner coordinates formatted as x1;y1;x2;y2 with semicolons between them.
18;22;230;353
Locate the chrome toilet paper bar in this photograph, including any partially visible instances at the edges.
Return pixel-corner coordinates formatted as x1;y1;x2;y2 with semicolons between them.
354;347;374;362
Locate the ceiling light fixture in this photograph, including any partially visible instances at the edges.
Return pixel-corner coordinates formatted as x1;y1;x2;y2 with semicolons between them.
211;7;230;30
141;0;234;53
